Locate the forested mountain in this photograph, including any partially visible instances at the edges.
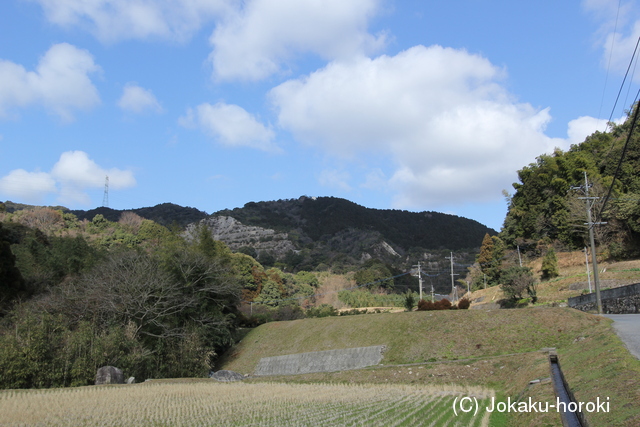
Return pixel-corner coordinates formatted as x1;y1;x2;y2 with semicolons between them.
69;203;208;228
5;197;495;273
4;201;209;229
501;106;640;258
199;196;496;276
215;196;495;251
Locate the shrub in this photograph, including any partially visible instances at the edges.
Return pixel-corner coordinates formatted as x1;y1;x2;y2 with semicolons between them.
500;266;537;305
306;304;338;318
417;299;434;311
403;290;416;311
436;299;452;310
457;298;470;310
339;308;367;316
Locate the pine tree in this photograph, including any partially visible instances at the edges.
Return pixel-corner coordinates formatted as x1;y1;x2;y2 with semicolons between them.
541;247;559;280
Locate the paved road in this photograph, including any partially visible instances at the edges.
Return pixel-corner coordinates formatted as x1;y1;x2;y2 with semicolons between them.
604;314;640;359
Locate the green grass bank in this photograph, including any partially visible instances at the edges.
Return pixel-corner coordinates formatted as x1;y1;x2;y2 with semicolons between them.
220;307;640;426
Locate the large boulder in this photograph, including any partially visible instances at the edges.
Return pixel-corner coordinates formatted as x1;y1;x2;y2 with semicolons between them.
95;366;125;385
209;370;245;382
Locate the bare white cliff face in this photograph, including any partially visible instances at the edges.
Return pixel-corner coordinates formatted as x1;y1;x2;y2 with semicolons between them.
184;216;297;256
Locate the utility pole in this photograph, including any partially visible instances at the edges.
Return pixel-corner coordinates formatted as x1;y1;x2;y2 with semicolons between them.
584;247;592;294
517;245;523;267
571;172;605;314
445;252;459;301
431;277;435;302
418;262;423;302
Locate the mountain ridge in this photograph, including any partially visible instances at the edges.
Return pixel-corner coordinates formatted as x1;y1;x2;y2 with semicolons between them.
3;196;496;274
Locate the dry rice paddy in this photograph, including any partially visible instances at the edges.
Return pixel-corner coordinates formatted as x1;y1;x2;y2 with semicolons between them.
0;380;494;426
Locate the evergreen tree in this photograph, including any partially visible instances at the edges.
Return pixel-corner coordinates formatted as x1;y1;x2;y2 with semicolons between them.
0;223;26;311
541;247;559;280
476;234;503;286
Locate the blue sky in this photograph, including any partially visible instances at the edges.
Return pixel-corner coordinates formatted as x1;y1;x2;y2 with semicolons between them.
0;0;638;231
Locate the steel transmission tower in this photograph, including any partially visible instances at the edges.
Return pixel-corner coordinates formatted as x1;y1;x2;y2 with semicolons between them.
102;176;109;207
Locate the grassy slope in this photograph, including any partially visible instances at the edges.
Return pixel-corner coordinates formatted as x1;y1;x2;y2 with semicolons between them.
222;308;601;372
467;253;640;307
220;308;640;426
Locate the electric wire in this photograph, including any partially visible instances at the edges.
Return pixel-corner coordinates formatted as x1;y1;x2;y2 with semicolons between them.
598;88;640;220
598;0;623;130
241;271;411;306
604;36;640;131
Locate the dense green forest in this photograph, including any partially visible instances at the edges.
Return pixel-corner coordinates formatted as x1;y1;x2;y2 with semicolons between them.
0;209;327;388
501;106;640;258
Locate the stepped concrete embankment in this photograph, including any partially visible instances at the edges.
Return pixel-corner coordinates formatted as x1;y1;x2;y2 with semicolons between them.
254;345;385;376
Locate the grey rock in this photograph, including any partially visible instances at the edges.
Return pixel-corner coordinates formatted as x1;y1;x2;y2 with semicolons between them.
95;366;124;385
209;370;245;382
183;216;296;257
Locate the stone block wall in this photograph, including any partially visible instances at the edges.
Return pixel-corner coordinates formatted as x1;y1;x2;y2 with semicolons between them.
568;283;640;314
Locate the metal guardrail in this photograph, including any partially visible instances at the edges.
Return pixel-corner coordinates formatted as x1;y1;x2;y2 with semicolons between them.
548;350;588;427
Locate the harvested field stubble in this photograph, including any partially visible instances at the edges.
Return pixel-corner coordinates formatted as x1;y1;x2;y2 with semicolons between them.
0;381;494;426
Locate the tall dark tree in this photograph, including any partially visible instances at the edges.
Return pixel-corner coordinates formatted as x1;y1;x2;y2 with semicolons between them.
0;223;26;312
541;247;559;280
476;234;504;287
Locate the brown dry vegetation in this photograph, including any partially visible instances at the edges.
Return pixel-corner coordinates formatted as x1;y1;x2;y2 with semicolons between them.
466;251;640;308
314;273;353;308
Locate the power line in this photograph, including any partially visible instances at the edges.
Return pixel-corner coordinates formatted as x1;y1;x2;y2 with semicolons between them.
604;36;640;131
598;0;623;130
598;95;640;220
242;271;411;306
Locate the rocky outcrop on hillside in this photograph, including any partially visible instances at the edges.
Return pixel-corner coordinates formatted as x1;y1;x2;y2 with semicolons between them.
184;216;297;256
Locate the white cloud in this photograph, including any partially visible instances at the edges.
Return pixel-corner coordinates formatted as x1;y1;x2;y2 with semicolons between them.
208;0;386;81
0;169;57;203
361;168;387;190
318;169;352;192
270;45;565;208
583;0;640;78
565;113;628;145
0;151;135;205
0;43;100;121
30;0;232;43
179;102;278;151
118;83;163;114
31;0;386;82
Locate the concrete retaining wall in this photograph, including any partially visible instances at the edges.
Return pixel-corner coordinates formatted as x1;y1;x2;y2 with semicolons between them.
568;282;640;314
254;345;386;376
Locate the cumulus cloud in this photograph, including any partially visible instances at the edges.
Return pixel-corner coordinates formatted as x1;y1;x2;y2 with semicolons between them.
0;170;57;203
564;112;628;145
118;83;163;114
583;0;640;78
270;45;566;208
179;102;278;151
0;151;135;205
31;0;386;81
30;0;232;43
0;43;100;121
208;0;386;81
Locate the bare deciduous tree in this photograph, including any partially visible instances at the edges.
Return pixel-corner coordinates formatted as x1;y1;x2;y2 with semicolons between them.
14;208;64;234
118;212;144;234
